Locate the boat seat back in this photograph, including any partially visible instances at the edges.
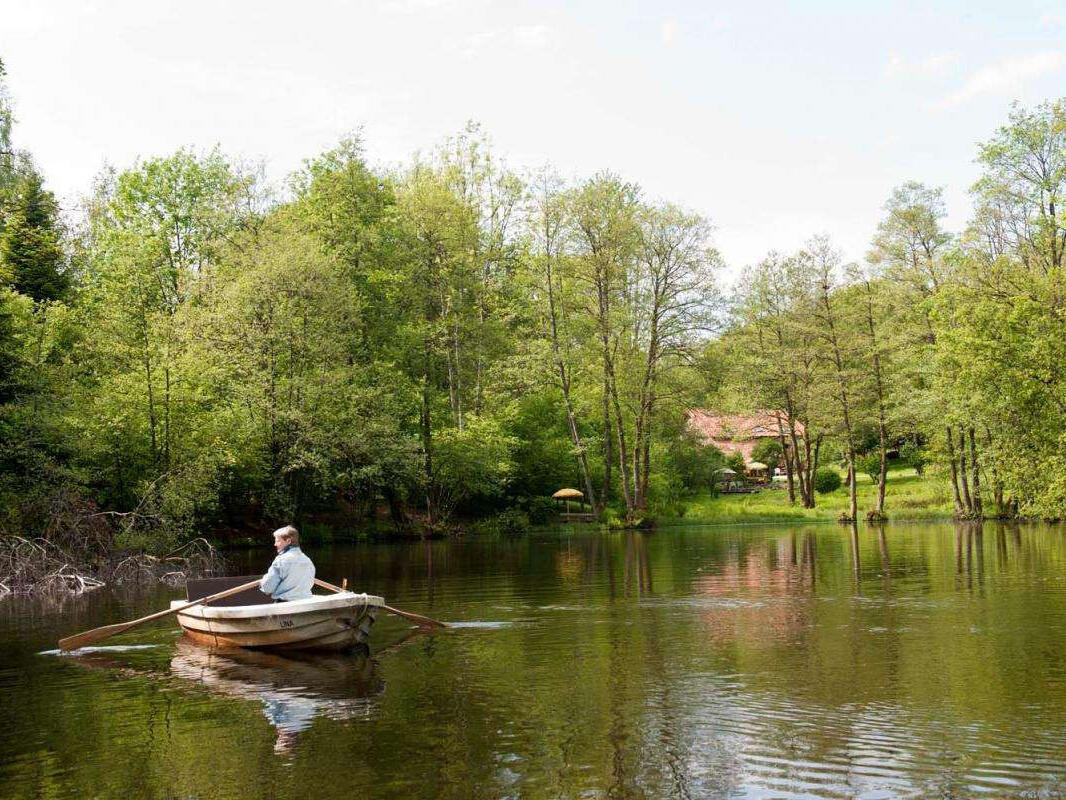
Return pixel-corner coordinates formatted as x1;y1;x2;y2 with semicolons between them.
186;575;273;606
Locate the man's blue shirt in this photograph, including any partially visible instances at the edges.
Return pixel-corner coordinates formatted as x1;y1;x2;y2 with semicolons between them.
259;545;315;601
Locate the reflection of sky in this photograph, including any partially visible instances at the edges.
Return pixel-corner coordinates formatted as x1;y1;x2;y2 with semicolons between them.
260;692;319;734
169;650;382;740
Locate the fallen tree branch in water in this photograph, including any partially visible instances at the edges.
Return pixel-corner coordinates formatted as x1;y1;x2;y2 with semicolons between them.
0;534;226;597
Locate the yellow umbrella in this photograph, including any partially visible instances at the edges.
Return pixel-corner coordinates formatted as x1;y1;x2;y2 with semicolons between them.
552;488;584;515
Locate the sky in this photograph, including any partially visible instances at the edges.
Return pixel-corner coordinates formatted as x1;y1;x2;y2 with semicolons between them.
2;0;1065;274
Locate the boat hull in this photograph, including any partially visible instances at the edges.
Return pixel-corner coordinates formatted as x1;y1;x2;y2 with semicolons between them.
171;592;383;652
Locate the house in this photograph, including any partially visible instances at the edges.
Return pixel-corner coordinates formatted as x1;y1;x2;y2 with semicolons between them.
685;409;806;465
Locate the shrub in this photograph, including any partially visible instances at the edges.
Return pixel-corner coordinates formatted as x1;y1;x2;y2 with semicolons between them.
523;496;558;525
665;427;724;493
471;508;530;536
814;468;842;494
496;508;530;536
900;442;927;475
859;452;883;484
725;451;746;474
751;439;783;468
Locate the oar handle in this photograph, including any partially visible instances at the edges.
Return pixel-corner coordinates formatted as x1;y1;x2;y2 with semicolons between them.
313;578;449;629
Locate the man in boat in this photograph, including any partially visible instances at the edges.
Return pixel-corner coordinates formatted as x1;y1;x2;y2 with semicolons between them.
259;525;315;601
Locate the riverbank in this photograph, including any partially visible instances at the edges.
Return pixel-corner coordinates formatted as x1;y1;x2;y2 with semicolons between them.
670;469;956;525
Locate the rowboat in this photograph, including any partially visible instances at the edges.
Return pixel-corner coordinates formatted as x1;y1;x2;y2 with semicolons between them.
171;576;383;652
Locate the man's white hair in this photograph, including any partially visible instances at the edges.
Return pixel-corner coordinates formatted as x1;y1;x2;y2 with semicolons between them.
272;525;299;546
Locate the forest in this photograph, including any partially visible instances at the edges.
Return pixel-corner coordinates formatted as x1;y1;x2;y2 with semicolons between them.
1;54;1064;548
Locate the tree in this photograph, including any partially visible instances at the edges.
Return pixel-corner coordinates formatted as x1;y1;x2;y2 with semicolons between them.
751;438;783;469
803;235;862;521
1;170;68;301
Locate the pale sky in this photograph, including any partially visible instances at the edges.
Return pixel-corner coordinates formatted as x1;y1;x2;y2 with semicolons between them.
2;0;1065;273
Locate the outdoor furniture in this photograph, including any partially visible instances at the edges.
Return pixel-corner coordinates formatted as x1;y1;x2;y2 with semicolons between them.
551;488;596;523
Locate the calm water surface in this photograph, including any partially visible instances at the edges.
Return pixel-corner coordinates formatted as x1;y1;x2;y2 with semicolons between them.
3;522;1066;799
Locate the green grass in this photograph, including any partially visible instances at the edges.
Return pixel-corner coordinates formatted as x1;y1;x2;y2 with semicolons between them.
671;467;956;524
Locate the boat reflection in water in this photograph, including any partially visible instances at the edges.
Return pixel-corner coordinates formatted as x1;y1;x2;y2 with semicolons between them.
168;639;385;753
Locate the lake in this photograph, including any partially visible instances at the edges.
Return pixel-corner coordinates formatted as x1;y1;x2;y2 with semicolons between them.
3;522;1066;799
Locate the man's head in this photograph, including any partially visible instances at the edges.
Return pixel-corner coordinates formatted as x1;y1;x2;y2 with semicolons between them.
272;525;299;553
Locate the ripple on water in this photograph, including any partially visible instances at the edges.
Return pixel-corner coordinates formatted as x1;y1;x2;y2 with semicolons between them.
37;644;160;656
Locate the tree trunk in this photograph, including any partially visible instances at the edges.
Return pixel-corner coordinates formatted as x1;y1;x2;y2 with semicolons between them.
968;427;983;519
946;426;963;515
421;371;434;525
810;434;823;506
545;251;599;512
776;415;796;504
601;380;612;508
958;428;973;514
847;450;858;522
983;426;1006;517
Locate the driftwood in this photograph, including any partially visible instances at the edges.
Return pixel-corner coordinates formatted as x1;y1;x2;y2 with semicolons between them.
0;535;224;598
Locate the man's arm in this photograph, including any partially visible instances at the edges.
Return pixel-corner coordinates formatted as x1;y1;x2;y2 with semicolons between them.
260;556;283;596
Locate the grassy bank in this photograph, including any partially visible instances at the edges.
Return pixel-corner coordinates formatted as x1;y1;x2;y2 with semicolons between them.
671;468;956;524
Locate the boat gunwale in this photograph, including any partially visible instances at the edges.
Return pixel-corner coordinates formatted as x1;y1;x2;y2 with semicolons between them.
169;591;384;620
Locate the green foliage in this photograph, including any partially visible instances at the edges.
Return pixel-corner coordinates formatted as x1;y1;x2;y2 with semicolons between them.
522;496;558;525
900;442;927;475
4;72;1066;545
725;451;746;475
859;452;882;484
0;171;68;301
814;468;842;494
750;438;782;468
431;416;514;516
666;427;724;493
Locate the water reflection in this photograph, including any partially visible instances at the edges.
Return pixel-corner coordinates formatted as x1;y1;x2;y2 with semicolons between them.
5;522;1066;798
169;640;385;753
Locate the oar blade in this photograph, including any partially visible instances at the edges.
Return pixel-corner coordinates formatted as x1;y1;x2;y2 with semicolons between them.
384;605;449;629
58;622;133;651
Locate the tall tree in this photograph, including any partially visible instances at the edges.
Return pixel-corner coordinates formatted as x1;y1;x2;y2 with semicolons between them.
1;170;68;301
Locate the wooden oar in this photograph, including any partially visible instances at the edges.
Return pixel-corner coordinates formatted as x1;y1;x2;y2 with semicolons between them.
58;578;263;651
313;578;449;629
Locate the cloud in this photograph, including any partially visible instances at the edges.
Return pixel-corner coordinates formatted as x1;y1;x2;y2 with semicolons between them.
1040;11;1066;28
942;51;1066;107
382;0;453;14
660;19;678;46
883;51;958;79
454;25;554;59
512;24;552;50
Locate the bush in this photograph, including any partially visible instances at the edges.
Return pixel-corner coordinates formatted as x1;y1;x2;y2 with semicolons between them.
523;496;557;525
725;451;746;474
495;508;530;536
859;452;883;484
901;441;927;475
751;439;783;468
471;508;530;536
814;468;842;494
665;427;724;493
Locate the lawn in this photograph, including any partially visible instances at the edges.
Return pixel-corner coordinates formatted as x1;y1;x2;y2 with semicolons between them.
673;467;956;524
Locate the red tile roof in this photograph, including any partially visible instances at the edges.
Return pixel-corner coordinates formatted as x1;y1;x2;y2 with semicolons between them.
685;409;805;444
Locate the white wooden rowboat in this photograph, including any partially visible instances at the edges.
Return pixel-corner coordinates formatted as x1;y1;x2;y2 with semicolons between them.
171;591;384;652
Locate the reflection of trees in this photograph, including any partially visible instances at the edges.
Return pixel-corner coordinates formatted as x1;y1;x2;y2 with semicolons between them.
692;531;819;651
25;524;1066;800
848;522;861;589
622;533;653;598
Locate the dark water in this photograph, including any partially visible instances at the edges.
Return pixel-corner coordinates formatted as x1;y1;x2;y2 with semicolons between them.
3;523;1066;799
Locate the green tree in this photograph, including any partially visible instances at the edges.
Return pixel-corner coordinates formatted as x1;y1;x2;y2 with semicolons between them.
1;171;68;301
